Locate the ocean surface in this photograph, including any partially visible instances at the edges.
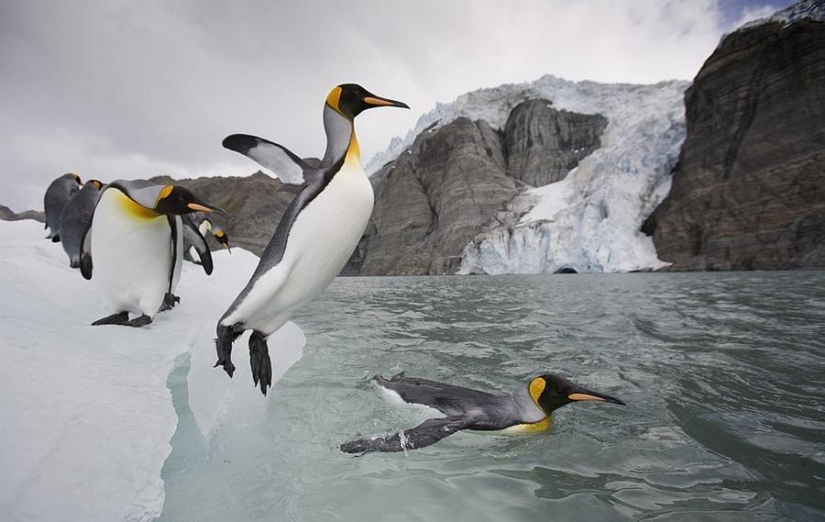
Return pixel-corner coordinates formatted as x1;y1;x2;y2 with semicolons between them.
158;272;825;521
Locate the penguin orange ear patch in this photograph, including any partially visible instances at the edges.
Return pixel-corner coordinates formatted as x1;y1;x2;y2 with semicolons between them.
326;86;343;113
529;377;546;404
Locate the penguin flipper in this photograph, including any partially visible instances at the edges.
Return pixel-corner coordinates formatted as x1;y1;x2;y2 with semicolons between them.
374;374;496;416
79;219;94;280
222;134;314;186
181;217;213;275
340;416;474;454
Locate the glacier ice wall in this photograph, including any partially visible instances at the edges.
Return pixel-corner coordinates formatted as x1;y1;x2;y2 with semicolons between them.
369;75;689;274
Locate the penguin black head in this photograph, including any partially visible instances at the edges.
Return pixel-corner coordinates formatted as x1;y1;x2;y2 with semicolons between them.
528;373;625;414
87;179;103;190
326;83;409;120
154;186;227;217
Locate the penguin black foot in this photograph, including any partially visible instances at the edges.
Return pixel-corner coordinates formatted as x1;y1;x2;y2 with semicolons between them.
215;324;240;378
159;293;180;312
51;234;60;243
249;330;272;396
124;314;152;327
92;311;129;326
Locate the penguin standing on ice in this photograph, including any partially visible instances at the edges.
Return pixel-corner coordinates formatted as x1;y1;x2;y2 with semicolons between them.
341;373;625;453
80;179;225;327
215;84;408;395
59;179;103;269
44;173;82;241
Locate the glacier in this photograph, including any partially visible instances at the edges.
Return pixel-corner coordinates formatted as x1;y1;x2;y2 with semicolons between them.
0;220;304;522
368;75;690;275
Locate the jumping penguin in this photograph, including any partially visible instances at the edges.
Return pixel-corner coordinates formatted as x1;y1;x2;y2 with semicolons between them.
59;179;103;269
340;373;625;454
80;179;225;327
215;84;408;395
44;173;82;242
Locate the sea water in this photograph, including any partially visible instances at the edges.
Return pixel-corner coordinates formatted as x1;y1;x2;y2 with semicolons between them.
158;272;825;521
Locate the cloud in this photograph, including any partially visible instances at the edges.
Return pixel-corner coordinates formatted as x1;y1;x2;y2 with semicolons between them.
0;0;776;211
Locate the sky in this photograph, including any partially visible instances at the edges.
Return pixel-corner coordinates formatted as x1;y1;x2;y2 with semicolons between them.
0;0;793;211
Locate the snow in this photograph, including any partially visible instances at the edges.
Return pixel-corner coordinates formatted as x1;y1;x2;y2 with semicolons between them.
739;0;825;31
0;220;304;522
369;74;689;274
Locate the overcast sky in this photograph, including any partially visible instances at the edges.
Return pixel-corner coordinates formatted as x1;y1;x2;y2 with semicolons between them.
1;0;791;211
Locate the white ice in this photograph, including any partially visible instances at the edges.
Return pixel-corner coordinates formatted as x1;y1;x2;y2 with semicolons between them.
0;220;304;522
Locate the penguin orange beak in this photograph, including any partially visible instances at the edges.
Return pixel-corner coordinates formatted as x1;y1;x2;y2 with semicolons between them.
568;387;625;406
187;201;228;218
363;95;409;110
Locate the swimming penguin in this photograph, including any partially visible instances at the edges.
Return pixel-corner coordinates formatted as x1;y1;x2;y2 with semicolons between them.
340;372;625;454
214;84;408;395
44;173;82;242
59;179;103;269
80;179;225;327
183;213;231;264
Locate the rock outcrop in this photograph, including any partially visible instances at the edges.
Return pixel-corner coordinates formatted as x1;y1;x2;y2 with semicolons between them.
646;13;825;270
504;100;607;187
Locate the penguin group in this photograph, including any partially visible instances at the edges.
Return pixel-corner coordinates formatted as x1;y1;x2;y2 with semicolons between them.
44;175;229;327
38;83;625;454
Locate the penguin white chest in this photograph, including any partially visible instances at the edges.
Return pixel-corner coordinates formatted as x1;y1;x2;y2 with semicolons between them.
242;162;374;333
91;190;174;316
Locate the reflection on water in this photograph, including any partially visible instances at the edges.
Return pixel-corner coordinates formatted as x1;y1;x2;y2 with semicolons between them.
159;272;825;521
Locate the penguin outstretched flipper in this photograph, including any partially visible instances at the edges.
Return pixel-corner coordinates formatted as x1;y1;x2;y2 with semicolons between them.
181;217;213;275
222;134;315;186
341;416;474;454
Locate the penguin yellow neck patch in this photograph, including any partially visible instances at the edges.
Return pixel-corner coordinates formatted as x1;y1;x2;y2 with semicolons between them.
155;185;174;207
115;190;157;219
345;131;360;165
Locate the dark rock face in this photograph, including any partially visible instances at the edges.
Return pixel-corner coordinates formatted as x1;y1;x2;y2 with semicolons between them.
0;205;45;223
347;99;608;276
505;100;607;186
151;172;294;255
648;20;825;270
350;117;521;276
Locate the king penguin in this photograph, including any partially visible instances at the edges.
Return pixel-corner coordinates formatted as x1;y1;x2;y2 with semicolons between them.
183;213;231;264
44;173;82;242
80;179;225;327
341;373;625;453
215;84;408;395
59;179;103;269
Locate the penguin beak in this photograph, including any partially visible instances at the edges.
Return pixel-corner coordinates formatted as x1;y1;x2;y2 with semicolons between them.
362;94;409;110
187;200;227;218
568;386;625;406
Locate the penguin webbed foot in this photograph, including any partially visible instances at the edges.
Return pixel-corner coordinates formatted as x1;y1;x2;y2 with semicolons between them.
159;293;180;312
249;331;272;396
91;311;129;326
214;324;239;378
124;314;152;327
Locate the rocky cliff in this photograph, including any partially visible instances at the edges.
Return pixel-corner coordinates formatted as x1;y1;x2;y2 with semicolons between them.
645;5;825;270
